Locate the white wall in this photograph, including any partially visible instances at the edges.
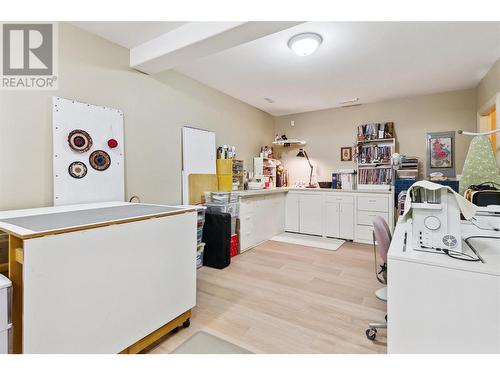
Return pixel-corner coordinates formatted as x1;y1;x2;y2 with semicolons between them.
0;22;274;210
477;57;500;109
274;89;477;184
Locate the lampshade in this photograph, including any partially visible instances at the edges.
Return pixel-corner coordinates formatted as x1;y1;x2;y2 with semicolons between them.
296;149;305;157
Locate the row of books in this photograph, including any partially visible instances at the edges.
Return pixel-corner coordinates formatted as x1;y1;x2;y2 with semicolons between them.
357;122;394;141
358;145;392;164
332;169;356;190
358;168;393;185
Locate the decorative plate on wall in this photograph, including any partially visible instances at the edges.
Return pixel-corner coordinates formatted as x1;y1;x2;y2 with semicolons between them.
89;150;111;171
68;129;93;153
68;161;88;179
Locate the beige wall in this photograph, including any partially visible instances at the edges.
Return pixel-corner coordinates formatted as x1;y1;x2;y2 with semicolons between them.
0;23;274;210
274;89;477;184
477;58;500;109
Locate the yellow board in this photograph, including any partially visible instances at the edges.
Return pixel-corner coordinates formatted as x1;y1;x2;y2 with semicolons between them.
188;174;218;204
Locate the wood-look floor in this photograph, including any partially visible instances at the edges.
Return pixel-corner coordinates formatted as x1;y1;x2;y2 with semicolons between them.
148;240;387;354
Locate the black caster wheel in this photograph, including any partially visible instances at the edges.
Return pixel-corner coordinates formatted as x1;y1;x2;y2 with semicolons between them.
182;318;191;328
171;326;180;334
365;328;377;341
385;315;387;322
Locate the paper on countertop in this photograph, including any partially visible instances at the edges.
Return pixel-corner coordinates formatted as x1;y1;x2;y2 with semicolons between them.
399;180;478;223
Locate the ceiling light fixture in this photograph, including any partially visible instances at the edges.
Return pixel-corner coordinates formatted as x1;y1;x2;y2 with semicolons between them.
288;33;323;56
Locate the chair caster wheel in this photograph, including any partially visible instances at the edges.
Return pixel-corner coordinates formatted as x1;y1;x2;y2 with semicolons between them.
385;314;387;322
172;327;180;334
365;328;377;341
182;318;191;328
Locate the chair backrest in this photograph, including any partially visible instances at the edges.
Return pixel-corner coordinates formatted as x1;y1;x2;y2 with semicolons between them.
372;216;392;263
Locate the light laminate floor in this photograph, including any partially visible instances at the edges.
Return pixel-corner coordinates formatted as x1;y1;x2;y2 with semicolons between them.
149;240;387;354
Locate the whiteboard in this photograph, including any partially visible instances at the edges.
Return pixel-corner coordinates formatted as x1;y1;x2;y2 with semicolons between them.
182;126;216;204
52;97;125;206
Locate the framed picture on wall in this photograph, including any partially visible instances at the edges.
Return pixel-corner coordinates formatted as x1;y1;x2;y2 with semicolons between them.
340;147;352;161
426;131;456;177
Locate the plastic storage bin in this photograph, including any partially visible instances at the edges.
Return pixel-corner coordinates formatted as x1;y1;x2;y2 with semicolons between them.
196;243;205;268
205;202;239;218
0;274;12;354
230;234;239;257
204;192;238;204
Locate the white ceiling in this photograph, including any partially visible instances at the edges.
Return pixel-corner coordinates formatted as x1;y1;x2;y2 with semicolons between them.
72;21;187;48
72;21;500;116
176;22;500;115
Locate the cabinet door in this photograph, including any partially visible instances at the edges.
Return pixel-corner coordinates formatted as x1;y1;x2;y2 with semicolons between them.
285;193;300;232
324;202;340;238
254;198;266;244
339;202;354;240
299;194;323;235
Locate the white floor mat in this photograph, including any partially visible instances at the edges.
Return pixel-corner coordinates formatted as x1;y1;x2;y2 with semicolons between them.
270;232;344;251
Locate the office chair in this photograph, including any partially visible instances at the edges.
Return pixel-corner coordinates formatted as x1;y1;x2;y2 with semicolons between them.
365;216;391;341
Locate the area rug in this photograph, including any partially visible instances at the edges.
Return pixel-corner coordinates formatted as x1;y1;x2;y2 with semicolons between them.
171;331;253;354
270;232;344;251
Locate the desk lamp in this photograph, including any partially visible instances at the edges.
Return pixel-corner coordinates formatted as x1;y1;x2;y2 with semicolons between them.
296;148;315;188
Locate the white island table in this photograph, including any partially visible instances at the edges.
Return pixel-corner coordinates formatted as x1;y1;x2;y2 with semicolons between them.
0;201;197;354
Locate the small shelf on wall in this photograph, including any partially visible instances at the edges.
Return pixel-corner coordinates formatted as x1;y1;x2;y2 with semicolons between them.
356;137;395;144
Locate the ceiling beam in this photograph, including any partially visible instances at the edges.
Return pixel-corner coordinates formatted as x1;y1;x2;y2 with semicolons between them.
130;21;303;74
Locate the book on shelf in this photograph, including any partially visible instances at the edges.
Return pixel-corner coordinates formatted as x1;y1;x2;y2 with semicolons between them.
357;167;393;185
332;169;356;190
357;144;392;164
357;122;394;141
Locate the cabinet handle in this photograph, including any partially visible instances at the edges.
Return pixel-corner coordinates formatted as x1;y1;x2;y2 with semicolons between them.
368;199;376;203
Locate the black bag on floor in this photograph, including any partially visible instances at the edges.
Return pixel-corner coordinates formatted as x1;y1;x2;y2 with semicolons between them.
202;211;231;269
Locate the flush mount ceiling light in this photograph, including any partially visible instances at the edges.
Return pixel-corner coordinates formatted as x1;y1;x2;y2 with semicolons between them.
288;33;323;56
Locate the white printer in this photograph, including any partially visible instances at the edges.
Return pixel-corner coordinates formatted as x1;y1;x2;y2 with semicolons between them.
0;274;12;354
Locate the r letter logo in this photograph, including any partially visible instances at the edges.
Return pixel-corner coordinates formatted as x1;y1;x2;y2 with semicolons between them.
1;23;58;90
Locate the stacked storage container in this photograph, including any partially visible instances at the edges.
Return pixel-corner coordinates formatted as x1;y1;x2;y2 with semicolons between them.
196;208;206;268
0;274;12;354
204;192;240;256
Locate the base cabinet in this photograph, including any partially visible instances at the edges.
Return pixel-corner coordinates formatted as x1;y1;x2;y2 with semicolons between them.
285;190;393;243
285;193;299;232
239;193;286;252
298;194;323;235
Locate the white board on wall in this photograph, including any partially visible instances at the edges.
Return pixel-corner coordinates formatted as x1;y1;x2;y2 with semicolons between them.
182;126;216;204
52;97;125;206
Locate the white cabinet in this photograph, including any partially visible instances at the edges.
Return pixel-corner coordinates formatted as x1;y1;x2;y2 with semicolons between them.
298;194;323;236
340;202;354;240
285;190;392;243
324;194;354;240
285;192;300;232
325;202;340;238
239;197;256;252
239;193;286;252
355;193;393;244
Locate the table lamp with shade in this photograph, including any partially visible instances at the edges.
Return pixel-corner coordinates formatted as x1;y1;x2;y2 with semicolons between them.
296;148;315;188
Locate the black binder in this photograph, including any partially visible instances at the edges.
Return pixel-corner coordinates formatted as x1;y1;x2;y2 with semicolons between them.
202;211;231;269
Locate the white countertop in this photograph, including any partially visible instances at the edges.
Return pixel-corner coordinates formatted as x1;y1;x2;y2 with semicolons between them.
0;201;194;239
388;218;500;277
236;187;393;197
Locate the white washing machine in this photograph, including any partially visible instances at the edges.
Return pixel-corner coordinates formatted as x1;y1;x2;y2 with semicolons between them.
0;274;12;354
